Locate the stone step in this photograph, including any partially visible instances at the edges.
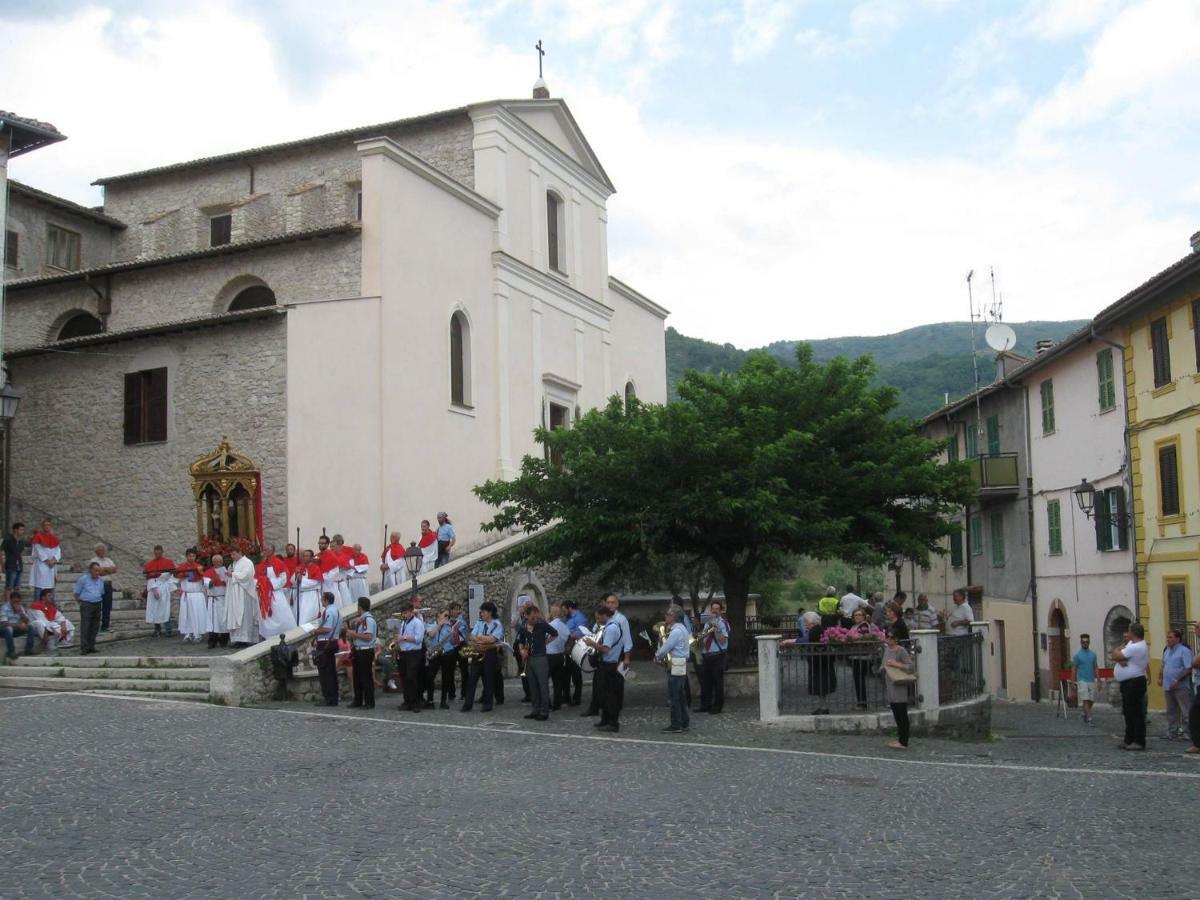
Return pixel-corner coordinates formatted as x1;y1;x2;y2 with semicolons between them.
0;665;210;680
12;655;212;668
52;597;141;611
0;675;210;692
88;689;211;703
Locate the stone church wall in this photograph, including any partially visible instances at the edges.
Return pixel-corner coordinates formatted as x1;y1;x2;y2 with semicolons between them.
3;232;360;350
102;113;474;261
8;315;288;564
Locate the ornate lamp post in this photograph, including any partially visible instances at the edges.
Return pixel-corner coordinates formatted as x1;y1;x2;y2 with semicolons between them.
404;541;425;596
1073;478;1096;517
0;380;23;531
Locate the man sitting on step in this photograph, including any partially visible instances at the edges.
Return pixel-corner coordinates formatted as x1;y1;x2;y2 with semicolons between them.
1;589;36;662
30;588;75;649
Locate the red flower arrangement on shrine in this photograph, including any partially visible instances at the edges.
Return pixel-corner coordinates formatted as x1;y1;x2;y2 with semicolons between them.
196;534;262;566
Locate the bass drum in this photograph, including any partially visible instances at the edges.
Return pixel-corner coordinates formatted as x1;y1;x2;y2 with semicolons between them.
570;640;596;673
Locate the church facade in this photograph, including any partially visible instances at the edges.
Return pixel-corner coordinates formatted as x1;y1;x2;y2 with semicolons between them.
1;95;668;564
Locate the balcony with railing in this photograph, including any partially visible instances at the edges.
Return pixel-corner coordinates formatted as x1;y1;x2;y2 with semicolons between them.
969;452;1020;497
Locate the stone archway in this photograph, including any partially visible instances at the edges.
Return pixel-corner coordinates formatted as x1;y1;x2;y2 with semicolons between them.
1103;605;1134;666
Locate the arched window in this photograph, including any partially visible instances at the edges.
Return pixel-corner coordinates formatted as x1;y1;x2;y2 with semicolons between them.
624;381;636;408
56;312;103;341
227;285;276;312
450;311;472;408
546;190;565;273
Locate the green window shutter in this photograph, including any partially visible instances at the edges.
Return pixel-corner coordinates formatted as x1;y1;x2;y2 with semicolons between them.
965;425;977;459
1114;488;1128;550
1047;500;1062;556
986;415;1000;456
947;435;959;462
1097;349;1115;411
989;511;1005;566
950;528;964;568
1040;380;1055;434
1095;489;1112;551
970;517;983;556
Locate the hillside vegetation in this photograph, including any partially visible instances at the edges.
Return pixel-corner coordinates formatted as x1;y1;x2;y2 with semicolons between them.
666;320;1087;419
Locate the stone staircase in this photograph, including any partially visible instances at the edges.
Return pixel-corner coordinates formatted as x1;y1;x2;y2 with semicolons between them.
0;654;212;700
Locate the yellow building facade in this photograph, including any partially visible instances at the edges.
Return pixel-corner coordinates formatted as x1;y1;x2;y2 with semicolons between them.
1102;258;1200;709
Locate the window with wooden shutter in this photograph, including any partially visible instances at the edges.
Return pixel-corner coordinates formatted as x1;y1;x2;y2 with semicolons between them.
1096;349;1115;412
1158;443;1180;517
46;225;80;270
1040;380;1055;434
949;528;963;568
1194;300;1200;374
1150;316;1171;388
1047;499;1062;556
1095;489;1112;551
965;424;977;459
123;368;168;445
946;433;959;462
969;516;983;556
989;511;1005;566
3;230;17;268
986;415;1000;456
1167;582;1188;639
210;214;232;247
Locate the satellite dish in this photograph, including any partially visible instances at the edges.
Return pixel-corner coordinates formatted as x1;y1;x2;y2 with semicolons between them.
985;322;1016;352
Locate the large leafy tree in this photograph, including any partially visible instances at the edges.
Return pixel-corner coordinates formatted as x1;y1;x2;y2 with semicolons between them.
475;346;975;645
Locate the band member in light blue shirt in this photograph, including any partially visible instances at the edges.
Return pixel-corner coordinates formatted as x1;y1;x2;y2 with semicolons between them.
395;601;425;713
655;605;692;733
562;599;589;706
584;605;625;732
349;597;377;710
428;607;458;709
314;592;341;706
450;602;469;702
699;601;731;715
461;601;504;712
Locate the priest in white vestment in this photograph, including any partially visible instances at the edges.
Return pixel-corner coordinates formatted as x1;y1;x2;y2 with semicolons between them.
381;532;408;590
30;521;62;597
224;549;259;645
348;543;370;601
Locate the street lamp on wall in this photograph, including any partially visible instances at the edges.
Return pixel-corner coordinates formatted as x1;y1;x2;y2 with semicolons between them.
0;380;23;534
1073;478;1096;517
404;541;424;595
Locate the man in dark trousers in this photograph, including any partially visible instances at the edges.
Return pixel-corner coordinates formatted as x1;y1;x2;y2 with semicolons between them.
348;597;377;709
314;592;341;706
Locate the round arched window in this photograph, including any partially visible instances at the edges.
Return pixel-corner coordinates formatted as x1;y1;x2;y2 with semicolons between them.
57;312;103;341
228;285;276;312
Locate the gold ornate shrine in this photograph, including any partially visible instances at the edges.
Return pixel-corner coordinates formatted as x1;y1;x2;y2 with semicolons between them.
190;438;263;544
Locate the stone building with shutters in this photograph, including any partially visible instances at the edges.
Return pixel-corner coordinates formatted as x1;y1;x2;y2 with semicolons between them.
0;90;669;568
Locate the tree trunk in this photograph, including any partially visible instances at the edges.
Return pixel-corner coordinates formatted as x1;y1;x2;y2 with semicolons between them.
721;570;752;665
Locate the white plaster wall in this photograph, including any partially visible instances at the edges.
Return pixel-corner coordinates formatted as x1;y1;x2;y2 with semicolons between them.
607;293;668;405
1026;327;1135;671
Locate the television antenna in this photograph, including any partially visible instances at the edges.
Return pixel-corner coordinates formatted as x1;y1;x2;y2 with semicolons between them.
966;270;984;453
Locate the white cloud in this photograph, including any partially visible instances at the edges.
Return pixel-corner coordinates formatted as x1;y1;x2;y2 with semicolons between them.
731;0;796;63
794;0;907;58
1018;0;1200;154
1023;0;1130;40
3;0;1197;349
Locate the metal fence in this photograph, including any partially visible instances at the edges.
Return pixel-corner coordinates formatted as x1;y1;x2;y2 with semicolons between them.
778;639;915;715
937;632;986;704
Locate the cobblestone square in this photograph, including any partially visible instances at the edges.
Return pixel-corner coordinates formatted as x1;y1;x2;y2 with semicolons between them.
2;679;1198;899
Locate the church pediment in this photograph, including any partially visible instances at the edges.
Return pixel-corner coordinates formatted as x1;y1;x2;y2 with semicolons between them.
494;99;615;194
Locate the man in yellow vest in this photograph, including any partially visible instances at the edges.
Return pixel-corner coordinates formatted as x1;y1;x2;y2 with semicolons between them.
816;586;841;627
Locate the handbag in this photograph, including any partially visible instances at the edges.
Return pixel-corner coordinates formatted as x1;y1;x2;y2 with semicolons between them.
884;665;916;686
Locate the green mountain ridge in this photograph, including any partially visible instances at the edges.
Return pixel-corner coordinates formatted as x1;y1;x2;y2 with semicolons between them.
667;320;1088;419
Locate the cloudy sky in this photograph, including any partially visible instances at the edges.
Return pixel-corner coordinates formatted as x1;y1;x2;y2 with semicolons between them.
4;0;1199;346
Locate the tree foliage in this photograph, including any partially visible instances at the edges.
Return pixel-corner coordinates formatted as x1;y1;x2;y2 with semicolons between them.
475;347;975;643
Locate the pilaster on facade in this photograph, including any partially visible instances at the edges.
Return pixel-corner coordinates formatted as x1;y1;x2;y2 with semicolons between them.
494;280;514;479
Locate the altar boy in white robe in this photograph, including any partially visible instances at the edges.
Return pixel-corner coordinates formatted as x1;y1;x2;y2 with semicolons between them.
257;546;297;639
381;533;408;590
142;546;176;638
295;550;323;625
203;554;229;648
175;548;207;644
30;520;62;599
224;548;259;646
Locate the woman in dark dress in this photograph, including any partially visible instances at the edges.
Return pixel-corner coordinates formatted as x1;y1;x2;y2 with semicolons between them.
804;611;837;714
